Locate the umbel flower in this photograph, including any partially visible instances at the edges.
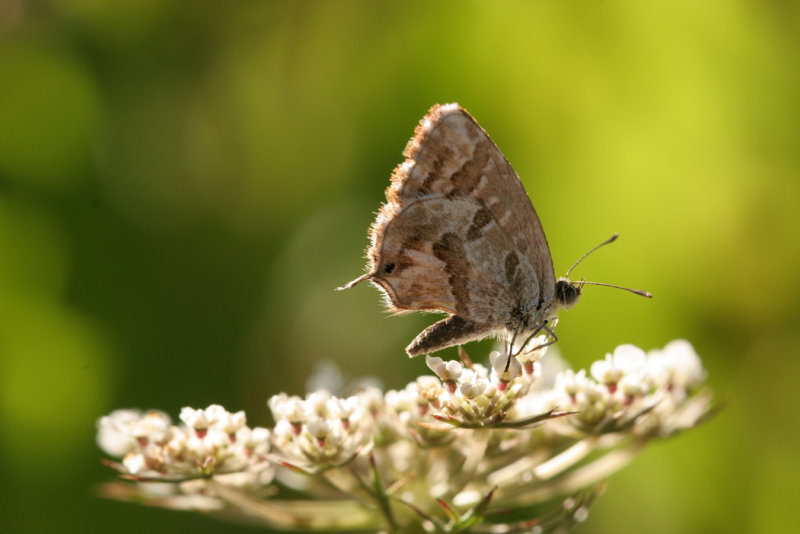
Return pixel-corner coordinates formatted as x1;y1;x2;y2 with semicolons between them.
97;339;716;532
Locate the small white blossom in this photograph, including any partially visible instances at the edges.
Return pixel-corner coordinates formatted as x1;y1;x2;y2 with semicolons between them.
306;416;332;440
648;339;706;392
489;350;522;388
214;409;246;437
97;409;164;456
459;375;487;399
180;407;212;433
122;452;148;475
385;381;436;428
132;411;172;444
426;355;464;391
555;369;591;399
515;335;550;374
415;375;445;406
326;395;361;431
618;373;648;397
590;344;646;389
304;390;333;418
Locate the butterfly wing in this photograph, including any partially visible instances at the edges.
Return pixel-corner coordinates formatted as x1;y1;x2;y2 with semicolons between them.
344;104;556;355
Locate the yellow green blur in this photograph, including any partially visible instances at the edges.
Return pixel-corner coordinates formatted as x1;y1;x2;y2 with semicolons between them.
0;1;797;533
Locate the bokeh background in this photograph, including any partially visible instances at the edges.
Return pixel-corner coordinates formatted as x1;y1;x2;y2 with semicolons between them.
1;1;798;533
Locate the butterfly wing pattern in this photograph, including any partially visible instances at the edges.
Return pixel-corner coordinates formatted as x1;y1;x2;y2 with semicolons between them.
343;103;560;357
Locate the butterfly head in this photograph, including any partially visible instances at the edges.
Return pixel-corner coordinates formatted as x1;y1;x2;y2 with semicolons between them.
555;278;581;309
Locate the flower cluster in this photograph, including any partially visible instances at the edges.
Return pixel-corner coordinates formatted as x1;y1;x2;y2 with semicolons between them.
268;390;375;470
550;340;709;436
97;340;716;532
420;339;550;428
98;405;273;489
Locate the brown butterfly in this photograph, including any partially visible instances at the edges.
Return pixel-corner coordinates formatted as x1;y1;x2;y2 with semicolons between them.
341;103;650;357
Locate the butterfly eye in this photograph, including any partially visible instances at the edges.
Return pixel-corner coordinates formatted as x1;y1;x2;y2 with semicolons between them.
383;263;395;274
556;279;581;309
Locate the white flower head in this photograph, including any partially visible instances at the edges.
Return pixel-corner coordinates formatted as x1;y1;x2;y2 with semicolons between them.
267;390;373;469
96;340;714;532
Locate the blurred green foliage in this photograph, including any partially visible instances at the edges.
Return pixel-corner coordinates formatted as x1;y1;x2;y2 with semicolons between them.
0;1;798;533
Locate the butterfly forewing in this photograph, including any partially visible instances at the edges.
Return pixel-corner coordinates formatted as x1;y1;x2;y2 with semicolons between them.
347;103;557;355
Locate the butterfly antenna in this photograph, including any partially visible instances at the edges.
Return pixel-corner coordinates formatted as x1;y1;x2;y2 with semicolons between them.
565;233;619;278
576;280;652;299
566;233;653;299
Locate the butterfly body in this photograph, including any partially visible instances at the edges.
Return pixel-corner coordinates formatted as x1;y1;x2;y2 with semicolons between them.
343;103;579;356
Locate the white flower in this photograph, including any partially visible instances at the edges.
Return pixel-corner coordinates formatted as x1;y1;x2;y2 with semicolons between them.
306;417;333;440
533;351;569;391
304;390;333;419
426;355;464;384
133;411;172;444
240;426;270;456
555;369;591;398
644;340;706;401
590;344;646;387
122;452;148;475
415;375;444;405
459;375;487;399
166;431;187;458
661;339;706;389
516;334;550;368
511;388;563;420
489;350;522;387
326;395;358;422
217;410;247;436
97;409;148;456
180;407;212;432
618;373;648;397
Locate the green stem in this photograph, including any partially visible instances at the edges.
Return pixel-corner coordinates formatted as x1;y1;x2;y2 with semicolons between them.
368;454;399;532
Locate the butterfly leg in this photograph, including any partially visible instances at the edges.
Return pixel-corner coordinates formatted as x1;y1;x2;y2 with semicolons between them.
507;321;545;358
505;326;520;359
523;322;558;353
505;321;559;371
503;321;529;372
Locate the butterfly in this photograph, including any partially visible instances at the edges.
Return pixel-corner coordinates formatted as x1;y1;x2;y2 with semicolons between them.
341;103;649;357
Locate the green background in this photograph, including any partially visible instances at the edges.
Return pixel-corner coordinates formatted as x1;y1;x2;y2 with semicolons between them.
1;1;798;533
